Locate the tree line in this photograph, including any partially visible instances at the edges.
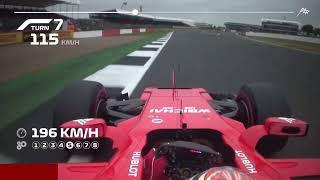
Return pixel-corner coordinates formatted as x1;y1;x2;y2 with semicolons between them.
301;24;320;36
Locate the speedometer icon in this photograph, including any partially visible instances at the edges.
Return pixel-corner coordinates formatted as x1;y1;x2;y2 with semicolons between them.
16;128;27;139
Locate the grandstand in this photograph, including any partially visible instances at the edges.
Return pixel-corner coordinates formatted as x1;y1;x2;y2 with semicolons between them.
224;19;302;35
195;22;213;29
261;18;301;35
0;0;79;32
90;9;195;29
224;22;261;32
1;0;65;7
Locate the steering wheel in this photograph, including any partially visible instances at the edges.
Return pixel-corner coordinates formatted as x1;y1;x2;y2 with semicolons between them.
155;141;223;179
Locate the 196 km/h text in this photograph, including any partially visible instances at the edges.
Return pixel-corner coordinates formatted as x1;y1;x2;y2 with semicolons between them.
31;128;99;139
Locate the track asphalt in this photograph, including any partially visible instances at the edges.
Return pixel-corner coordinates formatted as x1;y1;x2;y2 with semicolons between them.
1;29;319;165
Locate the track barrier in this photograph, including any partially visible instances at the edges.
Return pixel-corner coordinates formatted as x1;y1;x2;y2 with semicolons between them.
52;30;74;39
0;32;23;45
246;32;320;44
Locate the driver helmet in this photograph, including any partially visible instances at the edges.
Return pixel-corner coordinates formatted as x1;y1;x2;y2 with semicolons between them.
190;166;254;180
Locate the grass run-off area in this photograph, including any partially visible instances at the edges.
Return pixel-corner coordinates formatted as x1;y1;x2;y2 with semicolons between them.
248;36;320;54
0;31;167;129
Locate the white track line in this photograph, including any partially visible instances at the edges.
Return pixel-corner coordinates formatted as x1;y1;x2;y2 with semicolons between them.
127;50;157;57
122;32;173;95
85;32;173;96
151;41;164;44
85;65;144;88
144;44;163;48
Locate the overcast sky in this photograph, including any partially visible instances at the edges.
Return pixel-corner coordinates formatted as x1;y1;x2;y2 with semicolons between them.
74;0;319;27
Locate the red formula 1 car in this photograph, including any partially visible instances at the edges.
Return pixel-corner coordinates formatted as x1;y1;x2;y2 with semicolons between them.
54;80;320;180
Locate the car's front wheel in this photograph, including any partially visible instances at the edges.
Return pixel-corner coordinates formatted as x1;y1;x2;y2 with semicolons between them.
53;80;112;162
235;83;291;156
53;80;108;127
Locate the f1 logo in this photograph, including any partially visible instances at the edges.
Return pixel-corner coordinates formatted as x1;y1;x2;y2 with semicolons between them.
17;19;63;31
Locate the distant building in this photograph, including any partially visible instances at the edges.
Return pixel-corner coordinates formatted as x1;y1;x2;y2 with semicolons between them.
224;22;261;32
216;26;225;32
195;23;212;29
261;18;301;35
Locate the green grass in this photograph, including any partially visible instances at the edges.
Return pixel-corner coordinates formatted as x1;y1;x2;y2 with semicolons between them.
0;31;167;128
248;36;320;54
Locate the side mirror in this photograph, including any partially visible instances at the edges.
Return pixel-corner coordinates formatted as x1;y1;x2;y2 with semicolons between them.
264;117;309;137
240;117;309;149
59;118;106;139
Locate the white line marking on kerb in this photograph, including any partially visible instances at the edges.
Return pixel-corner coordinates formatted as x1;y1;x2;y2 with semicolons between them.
85;65;144;87
151;41;164;44
85;32;173;96
122;32;173;95
144;44;163;48
127;51;157;57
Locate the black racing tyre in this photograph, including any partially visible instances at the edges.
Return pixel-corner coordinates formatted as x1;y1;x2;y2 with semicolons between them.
53;80;113;162
53;80;108;127
235;83;291;156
